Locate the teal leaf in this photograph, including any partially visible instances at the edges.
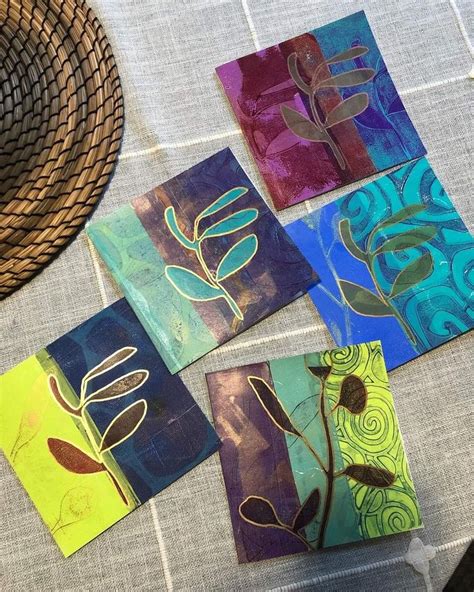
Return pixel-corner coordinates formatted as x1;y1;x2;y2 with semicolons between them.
339;219;366;262
325;93;369;128
375;226;437;254
164;207;196;250
216;234;258;281
374;204;427;232
317;68;375;89
338;280;393;317
200;209;258;240
199;187;249;219
165;266;223;301
281;105;328;143
389;252;434;298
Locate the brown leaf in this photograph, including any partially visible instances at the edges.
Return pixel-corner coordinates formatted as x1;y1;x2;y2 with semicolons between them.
292;488;320;532
317;68;375;89
48;438;104;474
87;370;149;403
343;464;395;488
287;53;310;94
307;366;331;381
247;376;300;437
338;375;367;414
324;93;369;128
99;399;147;452
239;496;281;527
280;105;328;143
86;347;137;380
48;375;80;416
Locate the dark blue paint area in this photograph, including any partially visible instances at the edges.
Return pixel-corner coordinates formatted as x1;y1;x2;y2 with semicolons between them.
47;299;220;503
286;205;418;370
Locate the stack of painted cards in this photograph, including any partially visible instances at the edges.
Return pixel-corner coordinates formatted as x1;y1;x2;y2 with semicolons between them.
1;10;472;562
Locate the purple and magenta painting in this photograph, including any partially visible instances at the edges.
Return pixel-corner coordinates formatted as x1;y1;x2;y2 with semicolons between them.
216;11;425;210
88;148;318;374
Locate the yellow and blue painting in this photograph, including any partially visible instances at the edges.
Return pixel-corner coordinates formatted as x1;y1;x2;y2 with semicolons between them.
286;158;474;370
0;298;220;556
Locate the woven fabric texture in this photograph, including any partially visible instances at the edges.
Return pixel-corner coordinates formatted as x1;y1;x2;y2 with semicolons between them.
1;1;473;590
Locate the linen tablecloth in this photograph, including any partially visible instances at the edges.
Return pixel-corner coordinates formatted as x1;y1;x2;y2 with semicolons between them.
1;1;472;590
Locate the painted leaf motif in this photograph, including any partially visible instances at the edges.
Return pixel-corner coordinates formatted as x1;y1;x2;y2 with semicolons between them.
85;347;137;380
281;105;328;143
48;375;79;415
376;226;437;254
247;376;301;437
48;438;104;474
292;488;320;532
216;234;258;281
339;375;367;414
317;68;375;89
338;280;392;316
343;464;395;488
86;370;149;403
390;252;434;298
199;187;249;219
308;366;331;381
374;204;427;232
100;399;147;452
339;219;366;262
287;53;310;94
200;209;258;240
324;46;369;66
165;266;223;301
239;496;281;526
325;93;369;128
164;207;195;250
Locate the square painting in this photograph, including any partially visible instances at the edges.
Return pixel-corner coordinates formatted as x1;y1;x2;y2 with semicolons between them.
216;11;425;210
207;341;422;563
87;148;318;374
0;299;220;557
285;157;474;370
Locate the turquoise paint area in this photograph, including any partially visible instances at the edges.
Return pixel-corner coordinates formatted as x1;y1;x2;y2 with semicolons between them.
87;206;218;374
269;354;362;547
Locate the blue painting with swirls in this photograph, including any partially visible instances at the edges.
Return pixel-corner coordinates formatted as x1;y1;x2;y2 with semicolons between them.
286;158;473;370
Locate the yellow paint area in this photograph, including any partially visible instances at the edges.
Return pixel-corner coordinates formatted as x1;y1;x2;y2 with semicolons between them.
0;353;132;557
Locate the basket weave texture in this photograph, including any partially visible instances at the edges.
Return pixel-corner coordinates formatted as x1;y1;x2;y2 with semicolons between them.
0;0;124;298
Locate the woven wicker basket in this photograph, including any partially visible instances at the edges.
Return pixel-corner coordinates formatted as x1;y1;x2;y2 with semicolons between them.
0;0;124;298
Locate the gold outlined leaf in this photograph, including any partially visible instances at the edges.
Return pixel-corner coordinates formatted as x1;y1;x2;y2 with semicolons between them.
48;375;80;416
48;438;104;474
99;399;147;453
375;226;437;254
339;219;366;262
325;93;369;128
239;496;282;527
86;370;149;403
247;376;301;436
292;488;320;532
85;347;137;381
338;280;392;316
389;252;434;298
287;53;311;94
199;187;249;219
317;68;375;89
281;105;328;143
343;464;395;488
338;375;367;414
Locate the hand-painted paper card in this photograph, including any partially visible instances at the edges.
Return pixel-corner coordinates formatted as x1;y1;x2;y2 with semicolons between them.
216;11;425;210
286;157;474;370
0;299;220;557
87;148;318;374
206;341;422;563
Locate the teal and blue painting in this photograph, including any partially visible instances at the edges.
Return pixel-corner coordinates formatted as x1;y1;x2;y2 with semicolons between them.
88;148;318;374
286;158;474;370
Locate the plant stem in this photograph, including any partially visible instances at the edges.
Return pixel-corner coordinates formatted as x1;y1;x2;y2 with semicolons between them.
309;91;346;170
196;240;243;320
281;525;315;551
105;466;129;505
317;377;335;550
299;432;328;474
367;253;417;344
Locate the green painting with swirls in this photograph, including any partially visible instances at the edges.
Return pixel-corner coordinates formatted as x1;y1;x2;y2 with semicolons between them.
286;157;474;370
207;341;421;563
